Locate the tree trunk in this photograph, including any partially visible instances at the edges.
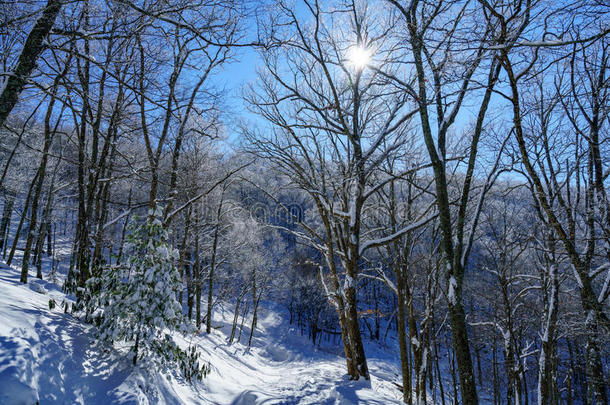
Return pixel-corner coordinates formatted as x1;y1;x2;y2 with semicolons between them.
538;262;559;405
447;283;478;404
248;287;262;348
449;341;459;405
133;333;139;366
585;314;607;405
0;191;15;254
186;251;193;320
21;92;58;283
74;5;91;297
229;298;241;345
435;337;446;405
115;190;132;266
343;280;369;380
193;210;201;329
7;169;39;267
33;180;55;279
90;133;119;273
396;265;412;404
0;0;62;127
238;303;248;343
206;195;224;333
177;209;191;307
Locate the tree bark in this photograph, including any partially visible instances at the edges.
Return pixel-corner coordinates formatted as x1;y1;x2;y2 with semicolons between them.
7;169;39;267
193;210;201;329
538;257;559;405
248;277;262;348
177;209;191;307
396;264;412;404
0;0;62;127
0;191;15;254
20;83;61;282
33;165;58;279
115;190;132;266
72;2;92;297
343;278;369;380
206;194;224;333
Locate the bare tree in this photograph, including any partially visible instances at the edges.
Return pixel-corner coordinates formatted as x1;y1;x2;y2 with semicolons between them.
379;0;527;401
485;3;609;399
245;0;435;380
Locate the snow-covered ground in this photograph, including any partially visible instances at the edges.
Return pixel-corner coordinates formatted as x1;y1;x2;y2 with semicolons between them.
0;259;406;404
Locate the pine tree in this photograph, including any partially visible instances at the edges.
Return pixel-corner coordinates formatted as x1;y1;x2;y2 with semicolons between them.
87;207;208;381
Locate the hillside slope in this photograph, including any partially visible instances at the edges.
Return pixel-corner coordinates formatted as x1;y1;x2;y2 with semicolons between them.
0;261;405;404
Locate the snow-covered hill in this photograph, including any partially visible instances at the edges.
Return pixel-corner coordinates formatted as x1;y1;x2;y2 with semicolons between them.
0;261;405;404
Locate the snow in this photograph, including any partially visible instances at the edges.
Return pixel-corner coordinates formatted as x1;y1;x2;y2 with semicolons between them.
570;264;584;289
0;260;405;404
540;265;556;343
344;274;354;289
358;214;438;255
348;199;356;228
198;308;403;405
447;275;457;306
598;264;610;304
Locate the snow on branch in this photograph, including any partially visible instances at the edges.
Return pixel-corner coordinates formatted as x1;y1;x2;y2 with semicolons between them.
590;262;610;279
359;213;438;255
486;28;610;50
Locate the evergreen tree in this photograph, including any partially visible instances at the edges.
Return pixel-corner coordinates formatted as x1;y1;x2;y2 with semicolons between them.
87;208;208;381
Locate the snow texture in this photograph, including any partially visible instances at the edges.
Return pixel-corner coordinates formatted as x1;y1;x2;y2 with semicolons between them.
447;275;457;306
0;260;407;404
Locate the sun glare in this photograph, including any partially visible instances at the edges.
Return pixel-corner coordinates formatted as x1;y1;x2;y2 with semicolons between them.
348;46;371;70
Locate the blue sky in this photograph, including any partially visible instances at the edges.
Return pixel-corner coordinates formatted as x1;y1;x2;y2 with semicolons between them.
214;44;262;144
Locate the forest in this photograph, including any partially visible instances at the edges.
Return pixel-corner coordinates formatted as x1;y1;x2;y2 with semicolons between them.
0;0;608;404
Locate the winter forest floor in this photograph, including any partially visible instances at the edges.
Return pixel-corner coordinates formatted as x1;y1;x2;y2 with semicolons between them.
0;255;408;404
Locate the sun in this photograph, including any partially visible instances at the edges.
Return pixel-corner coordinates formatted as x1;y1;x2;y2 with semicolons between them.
348;46;371;70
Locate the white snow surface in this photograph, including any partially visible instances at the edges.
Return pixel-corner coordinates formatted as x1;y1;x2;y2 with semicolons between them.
0;260;405;404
